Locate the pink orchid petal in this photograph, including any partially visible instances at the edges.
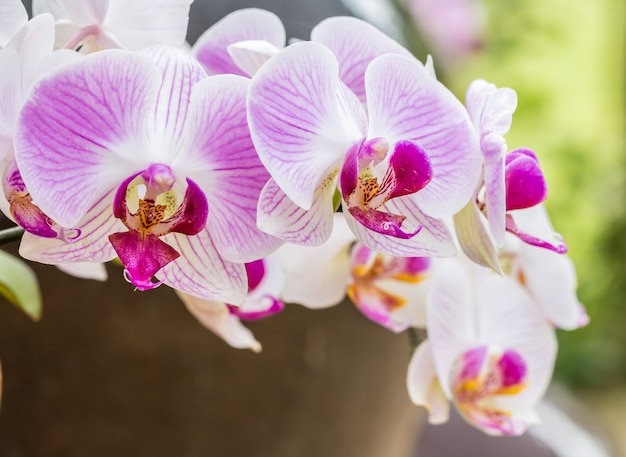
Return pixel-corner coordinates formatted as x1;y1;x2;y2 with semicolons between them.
505;148;547;211
227;40;280;76
175;74;281;262
344;196;456;257
407;340;450;424
142;46;206;160
248;41;365;210
365;53;481;218
426;259;475;398
158;231;247;305
0;0;28;47
478;274;557;410
311;16;413;103
274;214;355;309
256;177;335;246
179;293;262;352
193;8;285;76
18;192;121;264
56;262;108;281
15;50;161;227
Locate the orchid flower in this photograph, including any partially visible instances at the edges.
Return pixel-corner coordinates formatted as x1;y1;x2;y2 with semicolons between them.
455;79;565;272
179;257;285;352
408;258;557;435
33;0;193;52
275;213;431;331
15;45;279;303
347;243;431;332
248;40;481;258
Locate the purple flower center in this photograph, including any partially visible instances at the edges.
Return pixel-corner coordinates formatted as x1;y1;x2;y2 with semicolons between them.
109;163;209;291
340;138;433;239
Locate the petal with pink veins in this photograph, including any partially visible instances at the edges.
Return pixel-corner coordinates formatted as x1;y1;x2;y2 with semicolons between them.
15;50;161;227
365;53;481;218
248;41;365;210
158;231;247;305
142;46;207;161
311;16;413;103
256;177;336;247
175;74;282;262
18;192;122;264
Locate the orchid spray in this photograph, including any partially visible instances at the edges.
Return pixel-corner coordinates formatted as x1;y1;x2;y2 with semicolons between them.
0;0;587;439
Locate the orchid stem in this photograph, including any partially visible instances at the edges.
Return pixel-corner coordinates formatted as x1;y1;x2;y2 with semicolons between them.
0;226;25;245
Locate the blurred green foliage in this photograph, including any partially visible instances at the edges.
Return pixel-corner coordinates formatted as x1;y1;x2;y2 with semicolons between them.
400;0;625;387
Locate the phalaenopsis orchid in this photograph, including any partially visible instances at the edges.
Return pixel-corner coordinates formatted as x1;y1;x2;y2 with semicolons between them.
0;0;586;438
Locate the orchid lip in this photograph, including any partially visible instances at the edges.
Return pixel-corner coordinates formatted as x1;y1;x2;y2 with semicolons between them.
452;345;529;435
340;138;432;239
110;165;209;290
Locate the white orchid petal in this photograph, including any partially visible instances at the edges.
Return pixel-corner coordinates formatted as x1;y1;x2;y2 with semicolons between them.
274;214;355;308
248;41;365;210
407;340;451;424
257;178;336;247
159;231;247;305
179;293;261;352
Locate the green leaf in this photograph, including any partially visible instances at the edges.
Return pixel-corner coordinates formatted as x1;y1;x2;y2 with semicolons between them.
0;250;42;321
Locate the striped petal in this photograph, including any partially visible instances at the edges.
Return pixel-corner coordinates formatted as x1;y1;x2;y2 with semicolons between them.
365;53;481;218
142;46;206;161
175;74;281;262
311;16;413;103
15;50;161;227
248;41;365;210
158;231;247;305
18;192;121;264
256;177;335;246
